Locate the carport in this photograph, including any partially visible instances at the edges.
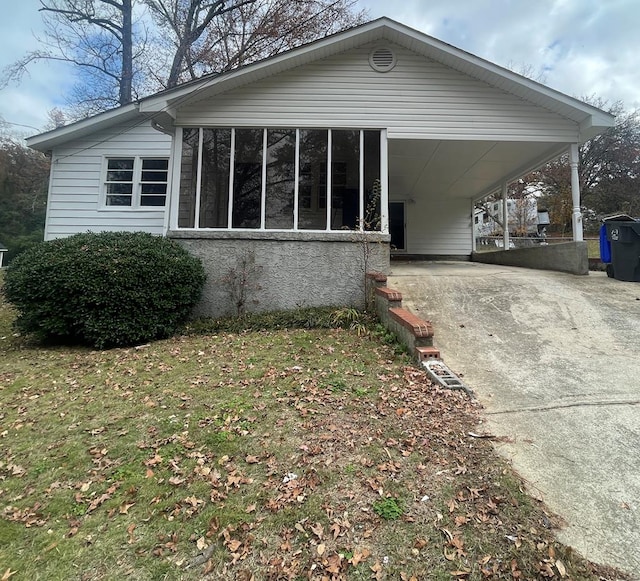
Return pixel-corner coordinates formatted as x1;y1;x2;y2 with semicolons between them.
389;261;640;577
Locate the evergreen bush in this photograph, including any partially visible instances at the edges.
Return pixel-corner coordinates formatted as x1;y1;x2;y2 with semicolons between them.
3;231;206;348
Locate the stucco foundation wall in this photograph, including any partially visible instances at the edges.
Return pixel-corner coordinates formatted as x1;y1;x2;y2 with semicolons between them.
472;242;588;275
169;231;390;318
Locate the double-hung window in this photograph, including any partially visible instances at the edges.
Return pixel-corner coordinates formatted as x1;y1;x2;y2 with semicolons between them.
104;157;169;208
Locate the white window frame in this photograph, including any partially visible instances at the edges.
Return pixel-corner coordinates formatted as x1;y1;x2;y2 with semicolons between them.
173;127;386;233
101;156;169;210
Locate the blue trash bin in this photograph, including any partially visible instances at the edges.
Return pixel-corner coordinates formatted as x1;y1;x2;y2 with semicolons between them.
600;223;612;263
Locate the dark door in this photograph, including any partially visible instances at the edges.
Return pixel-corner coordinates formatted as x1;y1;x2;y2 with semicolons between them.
389;202;406;251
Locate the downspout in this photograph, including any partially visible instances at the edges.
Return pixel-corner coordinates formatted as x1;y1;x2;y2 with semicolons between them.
151;119;175;137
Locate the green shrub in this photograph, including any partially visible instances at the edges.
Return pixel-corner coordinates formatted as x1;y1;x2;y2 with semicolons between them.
3;231;206;348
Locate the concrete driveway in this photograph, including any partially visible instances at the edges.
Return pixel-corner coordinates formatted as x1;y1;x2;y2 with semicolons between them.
388;261;640;578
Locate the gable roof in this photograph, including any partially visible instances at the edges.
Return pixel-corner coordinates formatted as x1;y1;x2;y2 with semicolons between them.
27;17;614;152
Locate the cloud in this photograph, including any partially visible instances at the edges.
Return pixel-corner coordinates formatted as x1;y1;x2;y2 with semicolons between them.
0;1;73;132
360;0;640;110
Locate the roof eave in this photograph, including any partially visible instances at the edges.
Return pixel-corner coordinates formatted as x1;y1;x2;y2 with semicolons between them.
140;17;615;134
26;103;141;152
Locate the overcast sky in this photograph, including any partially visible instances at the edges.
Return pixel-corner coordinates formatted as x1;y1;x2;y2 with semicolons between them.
1;0;639;136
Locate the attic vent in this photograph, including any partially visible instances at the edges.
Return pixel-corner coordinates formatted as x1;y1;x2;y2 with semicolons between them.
369;47;396;72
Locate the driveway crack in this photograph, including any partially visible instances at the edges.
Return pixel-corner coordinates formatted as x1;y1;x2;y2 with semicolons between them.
487;399;640;415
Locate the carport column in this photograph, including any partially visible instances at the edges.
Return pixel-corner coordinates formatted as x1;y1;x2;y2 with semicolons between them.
471;199;477;252
570;143;583;242
502;181;510;250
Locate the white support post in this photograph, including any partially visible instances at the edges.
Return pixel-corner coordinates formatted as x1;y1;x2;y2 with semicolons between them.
570;143;583;242
502;182;510;250
293;129;300;231
326;129;332;231
227;129;236;229
471;199;477;253
358;129;364;231
260;128;267;230
194;128;204;229
167;126;183;232
380;129;389;234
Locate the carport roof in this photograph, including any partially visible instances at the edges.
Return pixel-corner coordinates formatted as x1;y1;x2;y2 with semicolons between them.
27;17;614;152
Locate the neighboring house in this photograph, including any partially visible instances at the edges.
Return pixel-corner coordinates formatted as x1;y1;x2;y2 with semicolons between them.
474;198;550;237
26;17;614;317
0;242;6;268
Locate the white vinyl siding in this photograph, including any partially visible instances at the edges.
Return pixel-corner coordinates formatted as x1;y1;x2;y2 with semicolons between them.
177;42;580;143
395;194;472;255
45;121;171;240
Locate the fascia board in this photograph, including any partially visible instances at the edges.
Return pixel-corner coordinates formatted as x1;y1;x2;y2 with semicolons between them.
26;103;140;151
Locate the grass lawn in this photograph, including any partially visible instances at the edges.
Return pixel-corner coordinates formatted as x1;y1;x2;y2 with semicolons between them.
0;278;628;580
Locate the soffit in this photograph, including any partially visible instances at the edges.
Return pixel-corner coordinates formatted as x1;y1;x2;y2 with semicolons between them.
389;138;566;200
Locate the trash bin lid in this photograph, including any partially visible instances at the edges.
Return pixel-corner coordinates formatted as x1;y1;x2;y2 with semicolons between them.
603;213;637;222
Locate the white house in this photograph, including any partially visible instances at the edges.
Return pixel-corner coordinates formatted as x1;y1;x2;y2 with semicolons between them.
26;18;614;316
474;197;547;237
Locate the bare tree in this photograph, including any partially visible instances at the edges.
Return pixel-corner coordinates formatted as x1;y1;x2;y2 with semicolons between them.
3;0;143;113
5;0;367;120
144;0;258;88
525;101;640;232
147;0;367;87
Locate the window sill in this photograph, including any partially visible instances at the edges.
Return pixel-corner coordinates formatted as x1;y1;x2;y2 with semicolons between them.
98;206;166;212
167;229;390;243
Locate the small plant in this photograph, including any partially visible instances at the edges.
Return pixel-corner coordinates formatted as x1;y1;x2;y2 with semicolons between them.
223;251;262;316
373;497;404;520
3;231;205;348
331;307;368;335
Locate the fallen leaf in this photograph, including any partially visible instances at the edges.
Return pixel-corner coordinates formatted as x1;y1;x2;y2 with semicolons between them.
349;548;371;566
555;559;567;577
317;543;325;556
126;523;136;544
245;455;260;464
245;503;256;513
145;453;162;466
227;539;242;552
119;502;135;515
310;522;324;539
444;548;457;561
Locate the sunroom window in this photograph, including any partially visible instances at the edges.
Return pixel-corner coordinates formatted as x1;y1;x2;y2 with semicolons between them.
177;128;382;231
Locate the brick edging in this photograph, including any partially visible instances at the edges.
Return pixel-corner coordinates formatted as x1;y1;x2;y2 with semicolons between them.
368;272;436;360
389;307;433;337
